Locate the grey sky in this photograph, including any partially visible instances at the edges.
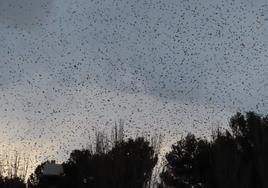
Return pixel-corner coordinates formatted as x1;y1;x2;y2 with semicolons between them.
0;0;267;171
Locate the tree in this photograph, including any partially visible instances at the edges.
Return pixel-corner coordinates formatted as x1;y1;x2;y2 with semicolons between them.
28;162;46;187
159;134;211;188
108;137;158;188
0;176;25;188
0;151;28;188
228;112;268;188
160;112;268;188
63;137;158;188
209;130;245;188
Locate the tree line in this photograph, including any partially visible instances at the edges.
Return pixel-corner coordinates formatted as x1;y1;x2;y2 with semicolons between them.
1;111;268;188
159;112;268;188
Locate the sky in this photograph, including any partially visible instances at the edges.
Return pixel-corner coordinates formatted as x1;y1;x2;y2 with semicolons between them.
0;0;267;173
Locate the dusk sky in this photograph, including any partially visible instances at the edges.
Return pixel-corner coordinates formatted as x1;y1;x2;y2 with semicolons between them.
0;0;267;172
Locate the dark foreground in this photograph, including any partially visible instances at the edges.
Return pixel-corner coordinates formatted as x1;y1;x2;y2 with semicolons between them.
1;111;268;188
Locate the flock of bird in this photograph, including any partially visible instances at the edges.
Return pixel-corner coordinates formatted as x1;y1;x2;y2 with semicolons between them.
0;0;267;175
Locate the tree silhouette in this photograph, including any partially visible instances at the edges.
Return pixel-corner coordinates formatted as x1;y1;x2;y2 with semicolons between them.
108;137;158;188
0;176;25;188
159;134;212;188
209;131;244;188
160;112;268;188
0;151;28;188
63;137;157;188
228;112;268;188
27;112;268;188
28;162;46;187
